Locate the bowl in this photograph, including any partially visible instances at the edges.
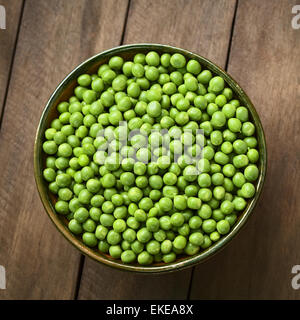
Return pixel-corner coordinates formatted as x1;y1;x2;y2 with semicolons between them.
34;44;267;273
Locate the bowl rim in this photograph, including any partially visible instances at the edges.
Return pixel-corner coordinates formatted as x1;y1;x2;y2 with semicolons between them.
34;43;267;273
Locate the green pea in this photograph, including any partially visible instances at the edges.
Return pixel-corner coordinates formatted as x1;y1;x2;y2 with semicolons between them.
170;53;186;68
173;235;187;250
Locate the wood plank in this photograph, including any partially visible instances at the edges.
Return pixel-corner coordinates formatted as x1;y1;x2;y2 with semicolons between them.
191;0;300;299
78;0;236;300
124;0;236;67
0;0;128;299
0;0;23;119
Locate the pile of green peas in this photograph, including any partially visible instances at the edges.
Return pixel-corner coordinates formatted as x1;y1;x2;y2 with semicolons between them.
42;50;260;265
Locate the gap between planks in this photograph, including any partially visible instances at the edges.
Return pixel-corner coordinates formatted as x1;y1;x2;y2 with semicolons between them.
0;0;25;131
186;0;239;300
73;0;132;300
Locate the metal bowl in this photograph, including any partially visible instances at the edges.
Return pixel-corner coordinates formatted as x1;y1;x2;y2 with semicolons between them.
34;44;267;273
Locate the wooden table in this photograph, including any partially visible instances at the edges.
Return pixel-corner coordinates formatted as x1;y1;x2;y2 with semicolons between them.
0;0;299;300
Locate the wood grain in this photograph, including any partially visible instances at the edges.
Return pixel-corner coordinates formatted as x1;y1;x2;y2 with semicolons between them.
78;0;236;300
191;0;300;299
0;0;23;120
124;0;236;67
0;0;128;299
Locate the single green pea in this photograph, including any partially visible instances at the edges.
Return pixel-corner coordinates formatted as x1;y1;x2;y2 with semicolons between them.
49;181;59;194
244;137;258;148
189;232;204;246
215;94;227;107
198;204;212;219
98;240;109;253
233;197;247;211
233;139;248;154
197;173;211;188
220;89;231;101
184;185;198;197
223;164;236;177
197;70;212;84
82;218;96;233
109;245;122;258
131;240;144;254
244;164;259;181
145;66;159;81
170;212;185;227
232;172;246;188
222;103;236;119
184;242;200;256
162;252;177;263
214;151;229;165
223;129;237;142
138;251;153;265
109;56;124;70
145;51;160;66
241;182;256;198
236;106;249;122
161;239;172;254
43;167;56;182
153;229;167;242
183;165;198;182
56;173;72;188
211;111;226;128
55;200;69;215
242;121;256;136
43;141;58;155
216;219;231;235
68;219;83;235
121;250;136;263
158;197;173;212
187;197;201;210
220;200;234;215
209;76;224;93
202;219;217;234
198;188;212;202
173;235;187;250
186;59;201;75
147;101;161;118
146;240;160;255
211;172;224;186
200;121;213;136
173;195;187;211
82;232;98;247
233;154;249;168
247;148;259;163
137;227;152;244
228;118;242;133
184;76;198;91
210;231;221;242
213;186;226;200
170;53;186;69
210;130;223;146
